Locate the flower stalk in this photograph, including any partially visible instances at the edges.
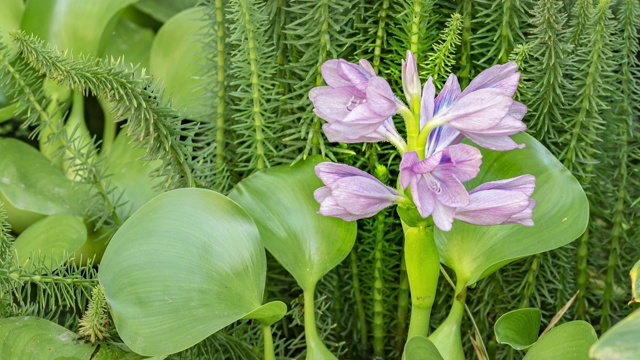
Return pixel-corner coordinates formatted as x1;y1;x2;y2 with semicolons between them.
402;219;439;339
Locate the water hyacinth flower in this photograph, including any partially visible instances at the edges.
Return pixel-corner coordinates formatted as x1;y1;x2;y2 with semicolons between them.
309;59;405;147
400;146;482;231
455;175;536;227
314;162;406;221
420;63;527;152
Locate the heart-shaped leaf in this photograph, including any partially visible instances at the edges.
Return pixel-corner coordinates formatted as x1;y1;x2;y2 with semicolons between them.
0;316;148;359
149;7;211;121
20;0;137;56
589;310;640;360
435;133;589;285
630;259;640;304
134;0;199;22
495;308;542;350
523;321;597;360
228;156;357;291
404;336;444;360
0;138;90;233
99;188;269;356
12;214;86;271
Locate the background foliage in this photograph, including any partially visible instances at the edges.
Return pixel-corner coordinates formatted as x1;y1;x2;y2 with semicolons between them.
0;0;639;359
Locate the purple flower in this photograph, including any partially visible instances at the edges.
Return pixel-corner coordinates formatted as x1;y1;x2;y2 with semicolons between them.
309;59;401;143
421;63;527;151
314;162;405;221
402;51;421;105
455;175;536;226
399;146;482;231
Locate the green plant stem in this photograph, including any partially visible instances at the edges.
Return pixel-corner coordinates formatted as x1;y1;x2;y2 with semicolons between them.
402;221;439;339
303;286;337;359
215;0;227;178
372;212;385;357
428;281;467;360
262;324;275;360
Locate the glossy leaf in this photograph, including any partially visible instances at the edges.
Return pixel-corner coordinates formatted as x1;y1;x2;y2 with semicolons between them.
149;7;211;121
404;336;445;360
99;188;268;356
134;0;199;22
523;321;597;360
495;308;542;350
20;0;137;56
12;214;86;271
589;310;640;360
229;156;358;291
0;316;147;359
242;301;288;326
435;133;589;285
0;0;23;58
0;138;90;233
102;132;162;221
102;16;154;73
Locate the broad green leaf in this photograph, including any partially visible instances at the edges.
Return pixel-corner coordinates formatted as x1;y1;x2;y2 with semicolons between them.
229;156;357;290
102;16;154;74
100;188;267;356
0;316;147;359
0;0;23;58
149;7;211;121
102;132;162;221
495;308;542;350
134;0;199;22
589;310;640;360
20;0;137;56
435;133;589;285
0;138;90;233
242;301;288;326
404;336;445;360
12;214;86;271
523;321;597;360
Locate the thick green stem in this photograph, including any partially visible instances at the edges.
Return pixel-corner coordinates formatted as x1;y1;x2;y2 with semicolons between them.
262;324;275;360
402;221;439;339
303;286;336;360
372;212;386;357
429;281;467;360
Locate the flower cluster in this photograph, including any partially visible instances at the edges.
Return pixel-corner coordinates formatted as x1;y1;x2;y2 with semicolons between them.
310;51;536;231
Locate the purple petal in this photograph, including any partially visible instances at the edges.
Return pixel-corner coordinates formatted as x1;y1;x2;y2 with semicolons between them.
365;77;397;117
399;151;420;189
314;186;332;202
402;51;421;104
464;134;524;151
420;77;436;128
322;123;387;143
311;86;364;123
332;177;402;215
317;194;364;222
338;60;372;92
454;189;533;226
469;174;536;196
435;144;482;182
432;202;456;231
425;125;463;156
315;162;378;187
461;62;520;97
412;152;442;174
434;74;461;114
320;60;353;88
358;59;376;77
334;103;390;137
429;171;470;207
439;89;512;131
412;176;436;218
